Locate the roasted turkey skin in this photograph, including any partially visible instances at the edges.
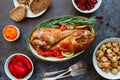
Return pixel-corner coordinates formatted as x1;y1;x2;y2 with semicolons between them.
30;27;95;52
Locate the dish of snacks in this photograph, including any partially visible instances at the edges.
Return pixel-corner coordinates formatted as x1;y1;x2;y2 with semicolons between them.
10;0;51;21
3;25;20;41
28;15;96;62
93;37;120;79
4;53;34;80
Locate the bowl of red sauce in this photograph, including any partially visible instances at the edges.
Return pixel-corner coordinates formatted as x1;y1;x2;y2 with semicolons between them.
4;53;34;80
3;25;20;41
72;0;102;13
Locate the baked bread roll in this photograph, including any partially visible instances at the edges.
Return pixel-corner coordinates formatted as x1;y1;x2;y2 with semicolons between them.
29;0;51;13
17;0;30;5
9;4;27;21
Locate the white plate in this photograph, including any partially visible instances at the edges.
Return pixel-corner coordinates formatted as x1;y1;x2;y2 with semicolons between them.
27;16;96;62
13;0;47;18
93;37;120;79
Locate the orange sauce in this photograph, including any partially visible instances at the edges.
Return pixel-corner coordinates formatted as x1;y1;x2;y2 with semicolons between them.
4;25;18;40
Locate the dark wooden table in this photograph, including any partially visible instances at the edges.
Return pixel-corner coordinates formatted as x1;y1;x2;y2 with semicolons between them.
0;0;120;80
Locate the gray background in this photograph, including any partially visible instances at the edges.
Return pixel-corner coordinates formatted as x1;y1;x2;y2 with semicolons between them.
0;0;120;80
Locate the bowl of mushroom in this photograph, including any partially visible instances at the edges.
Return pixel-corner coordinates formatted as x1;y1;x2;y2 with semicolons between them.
93;37;120;79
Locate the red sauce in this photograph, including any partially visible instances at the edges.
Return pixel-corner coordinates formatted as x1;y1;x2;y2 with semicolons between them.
3;25;18;40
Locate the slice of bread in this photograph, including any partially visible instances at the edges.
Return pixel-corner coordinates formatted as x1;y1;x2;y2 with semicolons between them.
29;0;51;13
17;0;30;5
9;4;27;21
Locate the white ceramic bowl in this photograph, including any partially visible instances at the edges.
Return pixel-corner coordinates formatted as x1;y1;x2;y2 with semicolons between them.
72;0;102;13
3;25;20;42
93;37;120;79
4;53;34;80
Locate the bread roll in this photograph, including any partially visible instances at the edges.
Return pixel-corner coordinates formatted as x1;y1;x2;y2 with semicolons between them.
17;0;30;5
29;0;51;13
9;4;27;21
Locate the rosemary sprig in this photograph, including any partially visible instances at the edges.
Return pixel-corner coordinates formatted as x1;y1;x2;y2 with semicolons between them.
37;16;96;28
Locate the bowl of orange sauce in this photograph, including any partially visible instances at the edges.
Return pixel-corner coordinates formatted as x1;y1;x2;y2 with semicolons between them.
3;25;20;41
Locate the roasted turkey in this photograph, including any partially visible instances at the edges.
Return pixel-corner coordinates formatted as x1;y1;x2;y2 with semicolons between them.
30;25;95;52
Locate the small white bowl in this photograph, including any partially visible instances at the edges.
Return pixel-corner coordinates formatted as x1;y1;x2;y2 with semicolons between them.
3;25;20;42
72;0;102;13
4;53;34;80
93;37;120;79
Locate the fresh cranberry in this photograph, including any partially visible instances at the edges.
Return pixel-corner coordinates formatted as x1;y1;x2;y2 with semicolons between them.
99;19;104;23
74;0;98;10
95;16;103;19
106;22;110;26
93;0;98;3
90;3;95;9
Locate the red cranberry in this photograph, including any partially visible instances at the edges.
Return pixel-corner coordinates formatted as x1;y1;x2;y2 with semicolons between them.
99;19;104;23
90;3;95;9
74;0;98;11
95;16;103;19
106;22;110;26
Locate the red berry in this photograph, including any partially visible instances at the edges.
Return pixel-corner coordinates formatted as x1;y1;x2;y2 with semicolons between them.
95;16;103;19
106;22;110;26
99;19;104;23
75;0;97;10
90;3;95;9
93;0;97;3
